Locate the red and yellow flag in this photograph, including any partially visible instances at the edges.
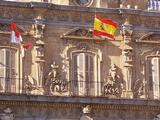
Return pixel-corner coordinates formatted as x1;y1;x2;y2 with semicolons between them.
93;17;118;40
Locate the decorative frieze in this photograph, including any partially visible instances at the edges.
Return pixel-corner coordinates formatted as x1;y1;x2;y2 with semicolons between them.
45;61;68;95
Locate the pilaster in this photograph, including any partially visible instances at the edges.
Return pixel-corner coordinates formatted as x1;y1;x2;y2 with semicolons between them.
33;16;45;94
121;19;134;98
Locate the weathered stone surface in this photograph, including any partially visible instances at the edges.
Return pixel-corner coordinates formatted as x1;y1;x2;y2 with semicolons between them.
0;0;159;120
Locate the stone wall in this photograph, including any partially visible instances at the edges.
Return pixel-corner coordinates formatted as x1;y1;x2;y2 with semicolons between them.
0;94;160;120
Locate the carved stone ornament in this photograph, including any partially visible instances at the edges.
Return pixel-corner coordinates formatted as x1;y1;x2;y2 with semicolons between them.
24;75;37;94
121;18;133;38
82;105;92;114
104;64;124;98
80;105;93;120
133;79;145;98
123;49;133;64
32;16;45;38
136;32;160;43
45;61;68;94
60;28;93;40
0;108;15;120
153;114;160;120
0;24;10;32
77;43;90;50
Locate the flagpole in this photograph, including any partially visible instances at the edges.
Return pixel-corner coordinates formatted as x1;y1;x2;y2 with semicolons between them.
10;19;23;94
8;18;13;93
19;44;21;94
9;29;11;93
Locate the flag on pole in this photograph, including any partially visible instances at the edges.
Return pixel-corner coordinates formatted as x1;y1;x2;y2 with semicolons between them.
22;43;32;49
20;43;33;58
93;17;118;40
11;20;23;43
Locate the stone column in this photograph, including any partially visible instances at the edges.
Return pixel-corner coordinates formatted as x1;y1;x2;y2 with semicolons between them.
122;19;134;98
33;16;45;93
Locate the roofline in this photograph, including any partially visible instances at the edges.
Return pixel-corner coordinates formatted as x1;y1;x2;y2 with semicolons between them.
0;1;159;17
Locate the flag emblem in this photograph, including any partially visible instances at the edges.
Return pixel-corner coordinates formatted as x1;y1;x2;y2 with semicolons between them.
93;17;118;40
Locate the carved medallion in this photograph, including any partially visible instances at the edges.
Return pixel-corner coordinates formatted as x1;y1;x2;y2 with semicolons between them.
74;0;93;6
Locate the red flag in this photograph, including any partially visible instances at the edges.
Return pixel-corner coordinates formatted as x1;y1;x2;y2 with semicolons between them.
11;20;23;43
22;43;32;49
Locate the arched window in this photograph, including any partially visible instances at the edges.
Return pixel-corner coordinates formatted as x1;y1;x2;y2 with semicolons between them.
147;56;160;99
71;52;97;96
0;48;17;92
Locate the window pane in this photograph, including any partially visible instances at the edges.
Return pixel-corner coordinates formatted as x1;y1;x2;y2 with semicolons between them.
0;49;17;93
0;49;5;78
78;53;84;82
6;50;10;68
11;50;16;68
148;57;160;99
0;68;4;77
0;49;5;67
72;52;95;96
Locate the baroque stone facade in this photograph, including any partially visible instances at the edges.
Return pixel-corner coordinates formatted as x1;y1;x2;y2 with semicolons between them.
0;0;159;120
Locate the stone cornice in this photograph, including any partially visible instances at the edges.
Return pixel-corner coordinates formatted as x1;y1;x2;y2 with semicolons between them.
0;94;160;111
0;1;159;17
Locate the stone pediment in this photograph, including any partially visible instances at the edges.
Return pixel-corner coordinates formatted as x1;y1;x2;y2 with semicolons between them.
136;32;160;44
60;27;94;40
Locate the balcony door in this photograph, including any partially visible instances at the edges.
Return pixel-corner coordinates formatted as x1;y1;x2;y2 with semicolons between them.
72;52;95;96
147;57;160;99
0;49;17;92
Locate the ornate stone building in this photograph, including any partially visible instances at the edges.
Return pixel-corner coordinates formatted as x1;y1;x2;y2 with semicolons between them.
0;0;160;120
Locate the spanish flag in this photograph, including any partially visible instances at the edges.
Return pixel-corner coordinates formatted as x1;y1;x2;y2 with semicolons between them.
93;17;118;40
